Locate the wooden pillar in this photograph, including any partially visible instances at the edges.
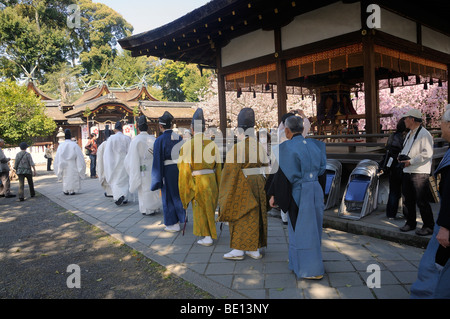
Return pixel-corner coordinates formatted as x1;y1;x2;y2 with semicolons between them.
447;64;450;105
362;32;378;136
216;52;227;138
275;28;287;124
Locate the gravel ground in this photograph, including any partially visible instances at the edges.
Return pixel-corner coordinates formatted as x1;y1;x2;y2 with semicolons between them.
0;191;213;299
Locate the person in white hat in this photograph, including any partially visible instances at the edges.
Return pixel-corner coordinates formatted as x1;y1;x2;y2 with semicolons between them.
398;108;434;236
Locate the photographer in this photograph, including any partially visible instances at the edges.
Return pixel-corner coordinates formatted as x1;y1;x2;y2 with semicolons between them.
398;109;434;236
380;118;407;219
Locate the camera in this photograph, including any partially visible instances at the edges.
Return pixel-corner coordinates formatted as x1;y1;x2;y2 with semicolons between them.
397;154;411;168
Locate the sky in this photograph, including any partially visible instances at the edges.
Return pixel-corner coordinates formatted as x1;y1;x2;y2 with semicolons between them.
94;0;211;35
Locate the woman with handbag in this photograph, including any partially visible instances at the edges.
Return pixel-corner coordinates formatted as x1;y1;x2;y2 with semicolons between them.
44;143;53;171
380;118;407;219
85;134;98;178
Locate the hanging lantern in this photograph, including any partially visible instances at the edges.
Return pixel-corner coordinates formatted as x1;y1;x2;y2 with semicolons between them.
416;75;421;84
237;87;242;98
253;89;256;98
424;81;428;90
265;83;270;91
429;77;434;85
438;79;443;87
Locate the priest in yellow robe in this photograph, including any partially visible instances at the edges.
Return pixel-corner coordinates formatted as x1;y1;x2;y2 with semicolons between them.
178;108;222;246
218;108;269;260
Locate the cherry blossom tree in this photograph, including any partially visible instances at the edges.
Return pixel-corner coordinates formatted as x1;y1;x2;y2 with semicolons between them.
197;75;448;133
197;77;316;131
354;77;448;131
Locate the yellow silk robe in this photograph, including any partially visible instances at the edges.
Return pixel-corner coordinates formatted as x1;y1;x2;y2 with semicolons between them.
218;136;268;251
178;133;222;239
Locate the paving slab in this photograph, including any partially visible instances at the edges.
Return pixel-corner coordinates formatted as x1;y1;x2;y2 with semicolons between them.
19;165;433;299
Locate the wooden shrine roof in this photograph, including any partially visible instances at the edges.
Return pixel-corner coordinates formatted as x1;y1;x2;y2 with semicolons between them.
118;0;450;68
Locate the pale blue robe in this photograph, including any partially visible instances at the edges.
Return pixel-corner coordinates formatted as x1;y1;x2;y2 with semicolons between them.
278;134;326;278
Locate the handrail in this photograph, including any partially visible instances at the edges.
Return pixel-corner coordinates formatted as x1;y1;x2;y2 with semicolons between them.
307;133;389;139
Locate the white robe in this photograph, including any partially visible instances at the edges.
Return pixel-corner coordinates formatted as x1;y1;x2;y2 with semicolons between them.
103;131;131;201
124;132;162;214
53;139;86;193
96;140;112;196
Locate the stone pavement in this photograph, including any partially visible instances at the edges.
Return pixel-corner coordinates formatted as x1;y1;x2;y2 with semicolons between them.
23;165;435;299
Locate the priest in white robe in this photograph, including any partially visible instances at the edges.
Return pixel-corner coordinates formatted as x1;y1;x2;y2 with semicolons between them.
53;129;86;195
97;127;113;197
125;116;162;215
103;121;131;206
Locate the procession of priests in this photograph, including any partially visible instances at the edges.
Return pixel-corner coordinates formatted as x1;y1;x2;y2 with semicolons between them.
54;107;327;281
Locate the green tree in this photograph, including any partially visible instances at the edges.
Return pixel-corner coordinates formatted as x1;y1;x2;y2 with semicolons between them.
0;0;133;81
152;60;212;102
0;80;57;145
0;4;71;82
182;64;213;102
89;51;156;88
41;62;82;103
77;0;133;75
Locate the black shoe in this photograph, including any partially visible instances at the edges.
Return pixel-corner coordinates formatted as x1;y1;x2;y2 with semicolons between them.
0;194;5;197
400;224;415;232
19;198;24;202
5;194;16;198
69;192;75;195
415;227;433;236
115;196;125;206
64;192;69;195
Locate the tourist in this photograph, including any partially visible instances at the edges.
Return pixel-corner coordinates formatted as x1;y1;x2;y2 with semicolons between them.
398;109;434;236
14;142;36;201
0;138;16;198
85;133;98;178
44;143;54;171
380;117;407;219
410;104;450;298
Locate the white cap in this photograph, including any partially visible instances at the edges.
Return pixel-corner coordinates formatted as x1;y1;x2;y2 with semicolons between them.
403;109;422;119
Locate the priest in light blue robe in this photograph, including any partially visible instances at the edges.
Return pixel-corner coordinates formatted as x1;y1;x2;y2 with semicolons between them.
151;111;186;233
268;115;327;279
